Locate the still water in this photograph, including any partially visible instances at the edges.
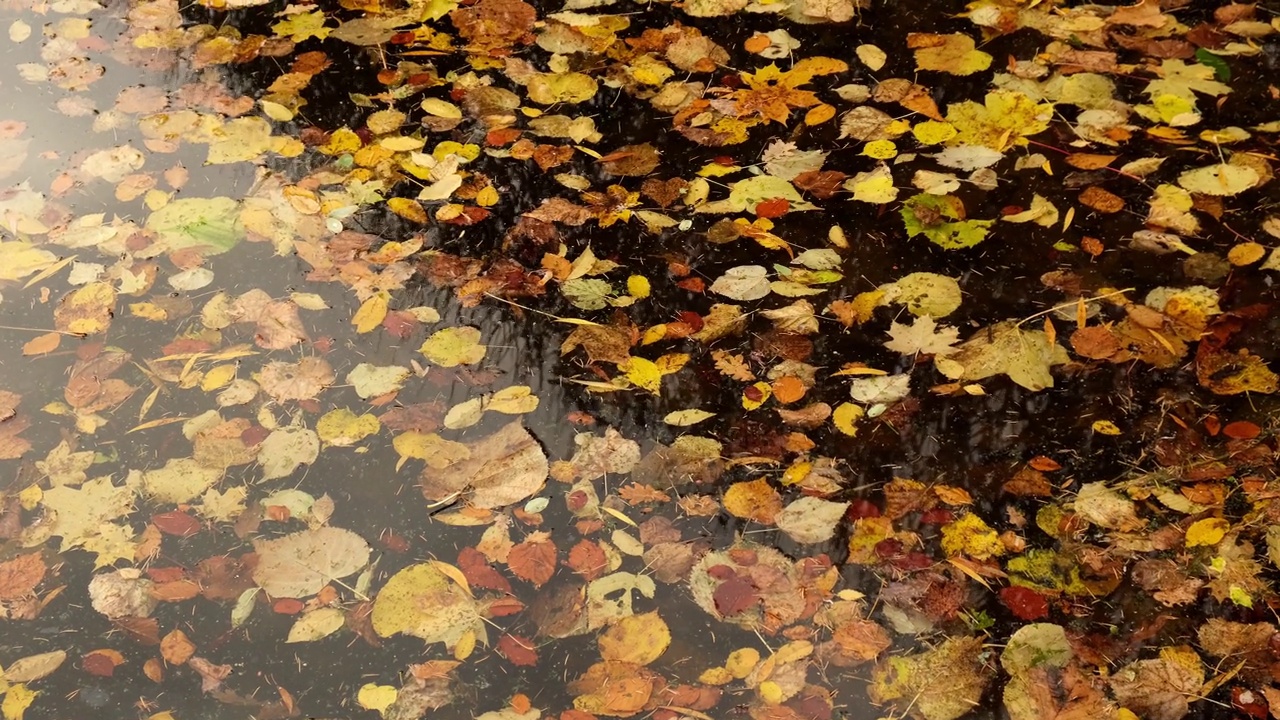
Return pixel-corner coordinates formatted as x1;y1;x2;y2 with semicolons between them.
3;0;1280;719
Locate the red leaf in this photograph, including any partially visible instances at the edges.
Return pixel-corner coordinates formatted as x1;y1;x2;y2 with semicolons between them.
497;633;539;667
1224;421;1260;439
712;577;758;617
1000;585;1050;620
486;597;525;617
273;598;306;615
458;547;512;593
82;650;120;677
566;540;608;581
152;511;202;538
755;198;790;218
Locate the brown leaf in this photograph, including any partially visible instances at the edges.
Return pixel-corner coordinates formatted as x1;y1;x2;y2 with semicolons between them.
508;532;557;587
83;649;123;677
1079;186;1125;213
600;143;660;177
420;420;548;509
0;553;46;600
161;629;197;665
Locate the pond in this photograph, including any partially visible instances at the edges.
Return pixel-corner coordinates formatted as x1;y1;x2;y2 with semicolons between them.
2;0;1280;719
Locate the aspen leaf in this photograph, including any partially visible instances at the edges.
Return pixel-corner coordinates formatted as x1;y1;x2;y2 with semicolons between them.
357;684;398;714
598;612;670;666
722;478;782;524
1186;518;1229;548
315;408;380;446
420;326;487;367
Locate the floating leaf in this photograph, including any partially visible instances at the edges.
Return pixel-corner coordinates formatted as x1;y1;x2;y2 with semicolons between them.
371;562;484;647
252;527;371;599
286;607;347;643
420;326;487;367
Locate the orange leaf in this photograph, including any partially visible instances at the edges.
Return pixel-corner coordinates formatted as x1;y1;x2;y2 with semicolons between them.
161;629;196;665
771;376;806;404
21;332;61;356
804;103;837;125
744;33;771;54
1223;420;1260;439
1027;456;1062;472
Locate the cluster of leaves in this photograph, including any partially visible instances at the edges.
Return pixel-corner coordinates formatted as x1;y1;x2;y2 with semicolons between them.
4;0;1280;719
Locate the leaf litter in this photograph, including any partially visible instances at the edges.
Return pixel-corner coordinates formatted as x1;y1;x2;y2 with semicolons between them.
2;0;1280;718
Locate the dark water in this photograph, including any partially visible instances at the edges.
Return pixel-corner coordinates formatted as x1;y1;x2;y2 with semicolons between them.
4;0;1280;719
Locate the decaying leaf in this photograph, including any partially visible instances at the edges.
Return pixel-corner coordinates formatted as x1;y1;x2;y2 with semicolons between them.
420;421;548;509
252;527;371;599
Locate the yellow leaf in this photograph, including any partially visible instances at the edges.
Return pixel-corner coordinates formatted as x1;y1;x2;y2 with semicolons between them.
742;381;772;410
1091;420;1122;435
54;282;116;335
602;505;637;527
780;461;811;486
940;512;1005;559
0;242;58;282
664;409;715;426
357;684;398;715
428;560;473;597
725;648;760;678
833;402;864;436
598;611;670;666
420;326;487;367
353;291;390;334
758;681;784;704
454;628;477;659
315;408;381;447
626;275;651;299
2;685;37;720
18;484;41;510
386;197;428;223
698;667;733;685
862;139;897;159
200;364;237;392
1186;517;1229;548
486;386;539;415
129;302;169;321
804;103;836;126
622;357;662;394
420;97;462;119
655;353;689;376
261;100;295;122
722;478;781;524
475;186;499;207
392;432;469;470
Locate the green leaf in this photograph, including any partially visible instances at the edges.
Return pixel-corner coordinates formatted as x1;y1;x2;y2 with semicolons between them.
1194;49;1230;82
900;194;993;250
144;197;244;256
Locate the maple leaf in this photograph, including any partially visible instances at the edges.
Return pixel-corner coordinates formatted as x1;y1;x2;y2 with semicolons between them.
272;10;332;43
884;316;960;357
1145;59;1232;105
41;476;135;552
732;63;823;124
937;321;1069;391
